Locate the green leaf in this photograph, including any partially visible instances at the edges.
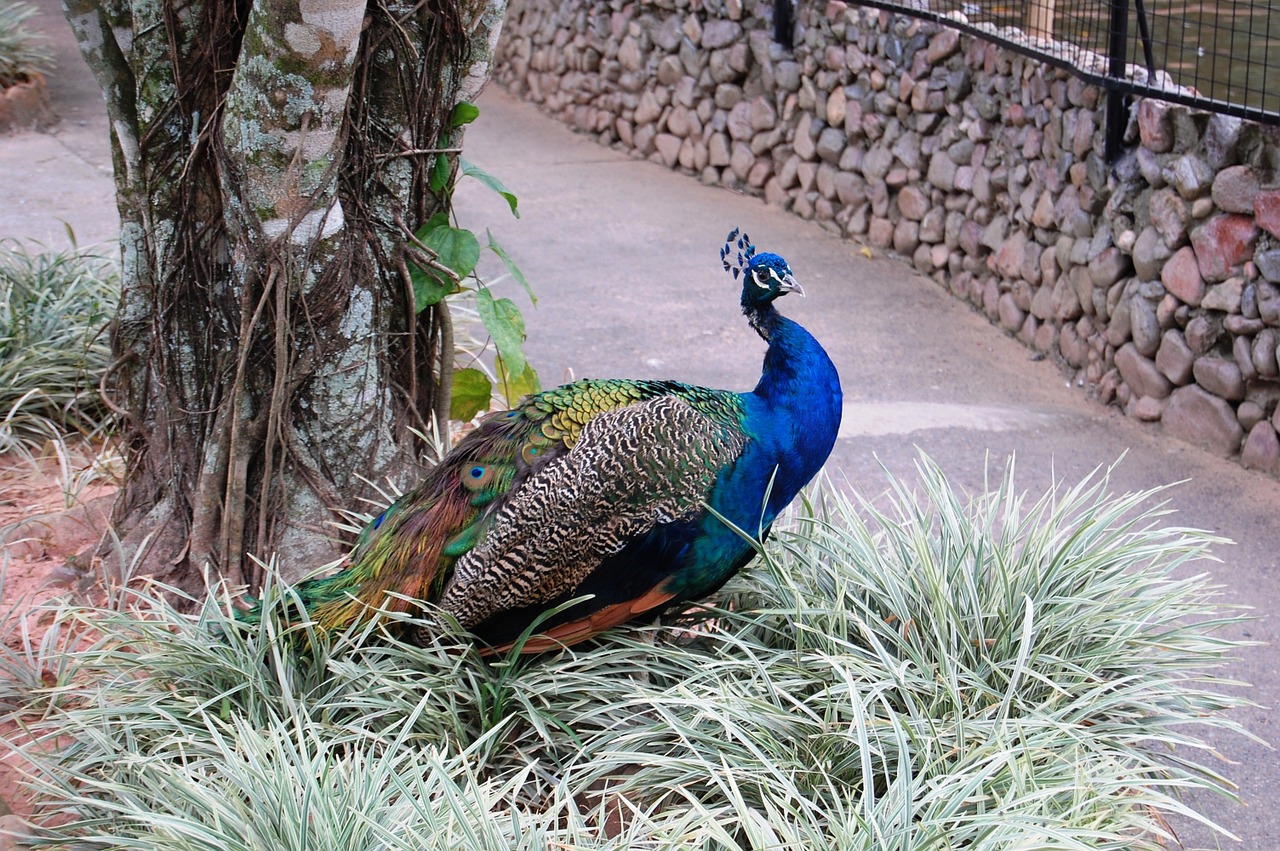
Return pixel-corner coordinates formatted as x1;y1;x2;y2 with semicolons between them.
450;367;492;421
460;157;519;218
429;153;452;193
486;231;536;306
451;101;480;128
409;265;454;313
425;226;480;280
496;357;540;406
475;288;527;377
413;212;451;242
408;218;476;312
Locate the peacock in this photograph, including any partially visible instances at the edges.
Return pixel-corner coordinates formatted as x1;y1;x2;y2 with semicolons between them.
243;229;843;653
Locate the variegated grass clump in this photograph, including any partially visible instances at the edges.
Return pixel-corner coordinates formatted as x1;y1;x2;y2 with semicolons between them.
0;242;119;453
0;1;52;89
2;456;1255;849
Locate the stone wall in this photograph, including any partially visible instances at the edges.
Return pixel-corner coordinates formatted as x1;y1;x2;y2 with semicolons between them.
493;0;1280;473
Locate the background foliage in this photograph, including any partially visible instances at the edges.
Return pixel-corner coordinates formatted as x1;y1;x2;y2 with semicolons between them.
0;0;52;88
0;242;118;453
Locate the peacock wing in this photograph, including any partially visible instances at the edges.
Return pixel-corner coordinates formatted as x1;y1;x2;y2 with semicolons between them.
315;380;688;624
435;394;748;631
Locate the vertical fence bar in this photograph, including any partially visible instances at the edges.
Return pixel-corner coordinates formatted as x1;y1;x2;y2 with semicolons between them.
1131;0;1157;79
1105;0;1130;161
774;0;795;50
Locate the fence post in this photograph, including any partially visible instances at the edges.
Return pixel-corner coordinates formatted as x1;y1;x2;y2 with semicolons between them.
1105;0;1129;161
774;0;794;50
1026;0;1055;41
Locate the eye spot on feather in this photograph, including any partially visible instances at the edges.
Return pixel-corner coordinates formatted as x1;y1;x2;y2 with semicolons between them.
462;465;494;491
521;443;541;465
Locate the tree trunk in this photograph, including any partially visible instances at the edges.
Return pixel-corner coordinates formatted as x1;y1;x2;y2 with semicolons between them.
62;0;506;592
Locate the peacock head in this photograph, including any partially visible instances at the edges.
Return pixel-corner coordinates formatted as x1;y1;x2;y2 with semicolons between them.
720;227;803;313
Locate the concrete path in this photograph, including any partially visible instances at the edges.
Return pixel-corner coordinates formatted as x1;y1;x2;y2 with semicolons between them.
0;1;117;252
4;0;1276;846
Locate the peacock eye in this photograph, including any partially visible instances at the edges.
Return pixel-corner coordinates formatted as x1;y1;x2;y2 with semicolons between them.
461;463;496;493
752;269;771;289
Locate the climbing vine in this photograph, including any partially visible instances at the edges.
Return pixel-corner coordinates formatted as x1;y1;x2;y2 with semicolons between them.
406;101;539;424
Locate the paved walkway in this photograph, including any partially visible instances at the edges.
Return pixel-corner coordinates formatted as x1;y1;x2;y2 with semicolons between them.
0;1;117;252
5;1;1277;846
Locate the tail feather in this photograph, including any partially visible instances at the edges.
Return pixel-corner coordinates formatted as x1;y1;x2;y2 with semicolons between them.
309;508;455;634
237;487;459;637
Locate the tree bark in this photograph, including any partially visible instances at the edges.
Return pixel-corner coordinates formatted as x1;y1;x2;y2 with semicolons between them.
62;0;506;592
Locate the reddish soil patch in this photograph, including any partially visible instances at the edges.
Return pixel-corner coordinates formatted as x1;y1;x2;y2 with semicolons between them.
0;447;116;818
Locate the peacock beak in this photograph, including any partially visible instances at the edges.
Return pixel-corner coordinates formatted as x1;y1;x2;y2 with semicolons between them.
779;275;805;297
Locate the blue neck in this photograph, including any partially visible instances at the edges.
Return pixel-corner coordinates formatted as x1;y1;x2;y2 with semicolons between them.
674;303;842;598
747;307;843;517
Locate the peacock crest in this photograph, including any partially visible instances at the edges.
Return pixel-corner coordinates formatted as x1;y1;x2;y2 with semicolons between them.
720;227;756;280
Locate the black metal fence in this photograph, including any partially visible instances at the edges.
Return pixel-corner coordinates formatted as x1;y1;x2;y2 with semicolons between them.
847;1;1279;143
